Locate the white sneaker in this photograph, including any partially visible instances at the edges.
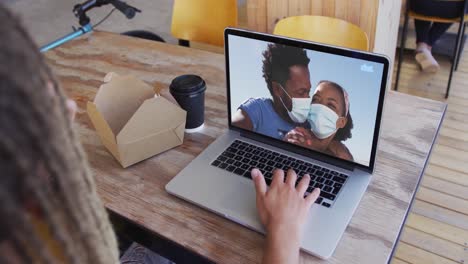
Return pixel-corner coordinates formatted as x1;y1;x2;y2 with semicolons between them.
415;48;440;73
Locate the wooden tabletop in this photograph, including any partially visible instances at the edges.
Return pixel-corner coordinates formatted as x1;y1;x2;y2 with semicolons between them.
45;31;447;264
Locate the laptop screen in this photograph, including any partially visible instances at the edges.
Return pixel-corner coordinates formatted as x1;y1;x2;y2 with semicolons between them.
225;29;388;170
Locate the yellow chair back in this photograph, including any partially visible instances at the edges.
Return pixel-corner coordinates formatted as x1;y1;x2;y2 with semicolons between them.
171;0;238;47
273;16;369;51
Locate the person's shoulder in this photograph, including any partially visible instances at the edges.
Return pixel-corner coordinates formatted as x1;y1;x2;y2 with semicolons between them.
241;97;271;105
240;97;272;109
238;97;272;130
329;141;354;161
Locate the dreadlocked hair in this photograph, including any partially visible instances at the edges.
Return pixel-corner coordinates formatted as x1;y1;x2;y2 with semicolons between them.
0;4;119;263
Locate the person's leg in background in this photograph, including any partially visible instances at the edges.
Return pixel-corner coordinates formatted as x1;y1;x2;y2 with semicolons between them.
414;19;442;72
428;22;454;46
411;0;463;72
414;19;431;50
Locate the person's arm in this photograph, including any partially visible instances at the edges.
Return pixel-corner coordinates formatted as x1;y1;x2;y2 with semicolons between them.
251;168;320;264
284;127;326;152
284;127;312;148
232;108;254;130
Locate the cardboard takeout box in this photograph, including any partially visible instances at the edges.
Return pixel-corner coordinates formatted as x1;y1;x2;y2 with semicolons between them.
87;73;186;168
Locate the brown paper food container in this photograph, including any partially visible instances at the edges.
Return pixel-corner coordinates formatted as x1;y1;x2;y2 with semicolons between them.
87;72;186;168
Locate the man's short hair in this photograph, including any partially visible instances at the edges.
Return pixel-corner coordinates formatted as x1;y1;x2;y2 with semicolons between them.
262;44;310;94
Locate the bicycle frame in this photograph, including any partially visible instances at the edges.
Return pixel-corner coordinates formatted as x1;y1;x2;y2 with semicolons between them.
40;23;93;53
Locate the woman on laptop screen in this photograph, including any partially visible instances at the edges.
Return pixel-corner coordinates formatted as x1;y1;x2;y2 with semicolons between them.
285;81;354;161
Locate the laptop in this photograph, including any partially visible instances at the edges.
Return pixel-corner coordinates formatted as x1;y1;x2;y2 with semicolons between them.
166;28;389;259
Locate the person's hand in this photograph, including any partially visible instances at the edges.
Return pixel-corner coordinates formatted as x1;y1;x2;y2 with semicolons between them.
284;127;314;148
47;81;77;121
65;99;77;121
251;168;320;264
252;168;320;239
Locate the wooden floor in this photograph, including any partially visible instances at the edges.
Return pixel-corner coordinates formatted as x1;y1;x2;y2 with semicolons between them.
390;45;468;263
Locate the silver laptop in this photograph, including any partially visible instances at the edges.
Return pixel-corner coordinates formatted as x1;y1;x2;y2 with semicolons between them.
166;28;389;259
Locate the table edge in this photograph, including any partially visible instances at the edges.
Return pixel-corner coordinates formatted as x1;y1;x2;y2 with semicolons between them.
385;102;448;263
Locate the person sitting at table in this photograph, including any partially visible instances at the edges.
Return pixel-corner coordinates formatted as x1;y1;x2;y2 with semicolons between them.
0;4;320;264
411;0;468;72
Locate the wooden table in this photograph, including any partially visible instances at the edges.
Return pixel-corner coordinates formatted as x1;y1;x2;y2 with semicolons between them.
45;31;447;264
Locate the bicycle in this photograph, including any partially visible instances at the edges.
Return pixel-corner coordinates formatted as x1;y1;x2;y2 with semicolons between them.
40;0;141;52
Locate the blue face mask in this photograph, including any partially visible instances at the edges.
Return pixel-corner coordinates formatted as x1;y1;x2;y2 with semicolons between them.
308;104;339;139
278;84;312;123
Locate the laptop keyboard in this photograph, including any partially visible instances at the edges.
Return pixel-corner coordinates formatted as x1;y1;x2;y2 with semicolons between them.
210;140;349;208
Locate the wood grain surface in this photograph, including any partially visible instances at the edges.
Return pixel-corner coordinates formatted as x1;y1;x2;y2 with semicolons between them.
44;31;446;264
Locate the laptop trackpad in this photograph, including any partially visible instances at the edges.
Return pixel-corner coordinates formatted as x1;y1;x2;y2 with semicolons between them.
219;179;262;230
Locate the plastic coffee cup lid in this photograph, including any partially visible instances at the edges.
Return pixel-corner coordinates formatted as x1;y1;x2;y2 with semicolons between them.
169;75;206;95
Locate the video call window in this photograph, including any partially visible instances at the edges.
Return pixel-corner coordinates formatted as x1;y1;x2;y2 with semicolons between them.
228;35;384;167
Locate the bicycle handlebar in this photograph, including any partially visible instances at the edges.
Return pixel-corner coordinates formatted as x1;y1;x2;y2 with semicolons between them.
110;0;140;19
73;0;140;25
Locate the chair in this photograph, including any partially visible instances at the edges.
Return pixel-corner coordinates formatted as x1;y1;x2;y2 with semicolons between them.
394;0;468;98
273;16;369;51
171;0;238;47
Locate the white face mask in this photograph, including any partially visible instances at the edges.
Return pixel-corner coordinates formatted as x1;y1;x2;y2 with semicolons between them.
278;84;311;123
308;104;340;139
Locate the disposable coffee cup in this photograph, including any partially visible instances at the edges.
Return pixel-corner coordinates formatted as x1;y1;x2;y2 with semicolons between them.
169;75;206;133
